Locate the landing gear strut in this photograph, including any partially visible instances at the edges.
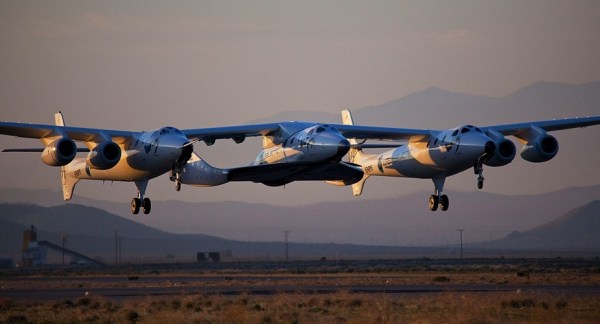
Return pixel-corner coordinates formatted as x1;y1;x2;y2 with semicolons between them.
170;143;194;192
429;177;449;211
474;160;485;190
170;169;182;191
131;180;151;214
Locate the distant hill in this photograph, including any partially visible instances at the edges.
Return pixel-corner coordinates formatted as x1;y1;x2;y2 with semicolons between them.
475;200;600;251
251;81;600;128
2;201;599;264
1;186;598;246
0;203;468;262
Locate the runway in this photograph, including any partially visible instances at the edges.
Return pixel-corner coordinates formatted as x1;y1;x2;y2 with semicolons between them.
3;275;600;302
2;258;600;302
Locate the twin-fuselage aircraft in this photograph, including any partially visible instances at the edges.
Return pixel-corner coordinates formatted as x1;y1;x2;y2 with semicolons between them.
1;112;599;213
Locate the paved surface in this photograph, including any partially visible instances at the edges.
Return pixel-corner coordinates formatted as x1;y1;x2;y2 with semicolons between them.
2;276;600;302
2;258;600;301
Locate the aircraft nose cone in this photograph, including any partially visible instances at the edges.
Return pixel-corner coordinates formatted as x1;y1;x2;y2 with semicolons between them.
337;139;350;156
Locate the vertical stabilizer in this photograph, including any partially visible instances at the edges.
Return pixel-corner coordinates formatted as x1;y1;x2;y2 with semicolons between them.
341;109;372;196
61;169;79;201
54;111;65;127
55;111;79;200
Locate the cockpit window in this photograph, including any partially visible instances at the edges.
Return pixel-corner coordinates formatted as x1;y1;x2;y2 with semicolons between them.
461;128;471;134
452;130;459;136
316;126;326;133
308;129;315;135
159;127;184;136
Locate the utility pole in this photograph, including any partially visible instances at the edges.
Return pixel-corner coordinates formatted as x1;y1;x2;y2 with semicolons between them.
61;235;66;266
457;229;464;259
284;230;290;262
119;236;122;265
115;230;118;266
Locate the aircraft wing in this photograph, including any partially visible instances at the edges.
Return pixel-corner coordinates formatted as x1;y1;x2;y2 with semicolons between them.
182;123;281;142
485;116;600;136
184;122;431;143
227;161;363;183
0;122;136;144
331;124;432;142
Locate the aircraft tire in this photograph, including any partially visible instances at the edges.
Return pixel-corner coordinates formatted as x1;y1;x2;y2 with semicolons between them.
131;198;141;214
428;195;439;211
440;195;449;211
142;198;151;214
478;179;484;189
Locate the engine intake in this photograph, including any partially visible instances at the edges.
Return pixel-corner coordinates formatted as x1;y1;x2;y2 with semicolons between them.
86;141;121;170
484;138;516;167
520;134;559;163
41;138;77;166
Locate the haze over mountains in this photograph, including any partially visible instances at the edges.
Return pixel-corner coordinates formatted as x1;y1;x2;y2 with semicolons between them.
1;185;598;246
1;196;598;262
1;81;598;206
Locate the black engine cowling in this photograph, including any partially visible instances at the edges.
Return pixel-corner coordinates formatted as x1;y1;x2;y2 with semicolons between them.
520;134;559;163
41;138;77;166
484;138;516;167
86;141;121;170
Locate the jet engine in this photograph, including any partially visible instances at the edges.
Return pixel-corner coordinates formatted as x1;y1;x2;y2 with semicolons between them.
86;141;121;170
520;134;559;163
41;138;77;166
483;138;516;167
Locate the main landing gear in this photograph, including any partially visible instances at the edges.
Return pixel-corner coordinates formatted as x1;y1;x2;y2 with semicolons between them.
131;180;151;214
429;177;449;211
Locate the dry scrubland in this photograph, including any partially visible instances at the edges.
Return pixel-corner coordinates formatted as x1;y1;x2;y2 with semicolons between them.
1;291;599;323
2;259;600;323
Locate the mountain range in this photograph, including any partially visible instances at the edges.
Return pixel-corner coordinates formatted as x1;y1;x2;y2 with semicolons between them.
1;197;599;263
0;185;598;246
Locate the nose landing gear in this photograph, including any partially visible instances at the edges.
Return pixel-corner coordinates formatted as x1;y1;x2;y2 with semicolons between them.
474;160;485;190
170;169;182;191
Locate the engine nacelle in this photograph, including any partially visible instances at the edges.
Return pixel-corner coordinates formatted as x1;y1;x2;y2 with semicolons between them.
86;141;121;170
520;134;559;163
484;138;516;167
41;138;77;166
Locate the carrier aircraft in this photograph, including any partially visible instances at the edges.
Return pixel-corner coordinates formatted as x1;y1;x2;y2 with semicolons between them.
338;110;600;211
2;111;598;213
0;113;406;214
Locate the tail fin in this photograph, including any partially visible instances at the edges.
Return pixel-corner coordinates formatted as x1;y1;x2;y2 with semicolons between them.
54;111;65;127
55;111;79;200
341;109;371;196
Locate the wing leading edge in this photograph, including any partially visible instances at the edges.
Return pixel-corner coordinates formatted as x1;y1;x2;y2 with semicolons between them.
485;116;600;136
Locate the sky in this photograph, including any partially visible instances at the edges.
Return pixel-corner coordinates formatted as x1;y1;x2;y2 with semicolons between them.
0;0;599;206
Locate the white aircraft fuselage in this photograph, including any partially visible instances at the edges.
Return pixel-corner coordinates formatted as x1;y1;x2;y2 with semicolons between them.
341;109;599;211
65;127;191;182
360;126;494;179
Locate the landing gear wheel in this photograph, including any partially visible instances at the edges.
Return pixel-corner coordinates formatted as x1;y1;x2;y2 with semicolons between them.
131;198;141;214
142;198;151;214
175;181;181;192
428;195;439;211
440;195;449;211
477;176;484;189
